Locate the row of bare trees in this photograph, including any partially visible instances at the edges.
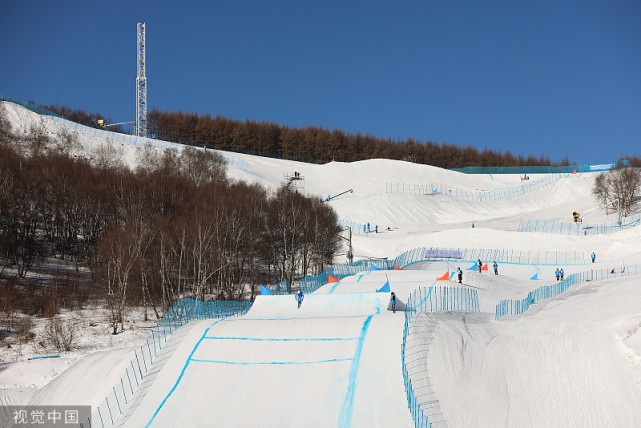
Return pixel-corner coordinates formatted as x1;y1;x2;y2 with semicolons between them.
146;109;564;168
593;166;641;217
0;123;341;333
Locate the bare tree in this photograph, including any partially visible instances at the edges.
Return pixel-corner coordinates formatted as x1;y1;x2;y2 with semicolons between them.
54;128;81;155
181;147;227;187
91;141;125;169
44;317;78;352
0;103;13;146
28;121;49;155
136;143;162;173
593;167;641;217
97;225;138;334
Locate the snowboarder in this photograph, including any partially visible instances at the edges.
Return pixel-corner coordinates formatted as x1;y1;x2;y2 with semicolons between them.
477;259;482;273
457;267;463;284
493;261;498;275
390;292;397;313
560;268;564;280
555;268;560;281
295;290;304;309
591;252;596;263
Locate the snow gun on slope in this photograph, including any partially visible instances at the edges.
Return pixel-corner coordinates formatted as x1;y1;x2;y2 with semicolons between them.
322;189;353;202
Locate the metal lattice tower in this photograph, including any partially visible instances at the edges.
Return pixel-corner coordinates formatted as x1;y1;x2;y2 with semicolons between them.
136;22;147;137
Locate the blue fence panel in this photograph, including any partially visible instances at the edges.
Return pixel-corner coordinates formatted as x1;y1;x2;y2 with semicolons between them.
450;161;627;174
386;175;565;202
519;216;641;236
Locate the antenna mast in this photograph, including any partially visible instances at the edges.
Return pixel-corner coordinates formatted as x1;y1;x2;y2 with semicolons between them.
136;22;147;137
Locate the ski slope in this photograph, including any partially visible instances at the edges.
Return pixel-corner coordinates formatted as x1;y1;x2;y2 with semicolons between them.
1;100;641;427
119;293;411;428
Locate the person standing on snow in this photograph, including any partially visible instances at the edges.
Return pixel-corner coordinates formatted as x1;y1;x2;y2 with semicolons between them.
390;292;397;313
591;252;596;263
477;259;483;273
560;268;564;280
493;261;498;275
555;268;560;281
457;267;463;284
296;289;304;309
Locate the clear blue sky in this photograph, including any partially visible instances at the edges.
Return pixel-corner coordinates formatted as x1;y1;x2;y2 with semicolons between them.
2;0;640;164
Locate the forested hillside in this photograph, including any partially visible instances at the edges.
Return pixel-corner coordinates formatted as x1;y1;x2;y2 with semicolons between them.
36;103;641;168
0;140;341;332
147;109;562;168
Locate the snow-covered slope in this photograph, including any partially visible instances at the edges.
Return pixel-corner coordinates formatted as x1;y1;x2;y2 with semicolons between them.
2;100;640;427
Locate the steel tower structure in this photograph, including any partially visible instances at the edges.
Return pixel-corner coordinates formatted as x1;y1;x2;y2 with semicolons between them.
136;22;147;137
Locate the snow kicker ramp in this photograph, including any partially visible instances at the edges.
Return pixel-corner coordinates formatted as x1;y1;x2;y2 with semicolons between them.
122;293;413;427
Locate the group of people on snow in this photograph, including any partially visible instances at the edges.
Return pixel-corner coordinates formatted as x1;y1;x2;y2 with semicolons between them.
363;223;379;233
555;267;565;281
476;260;499;275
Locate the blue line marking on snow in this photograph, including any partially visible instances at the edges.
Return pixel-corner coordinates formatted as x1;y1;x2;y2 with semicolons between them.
190;357;353;365
202;336;358;342
329;281;342;294
339;315;373;428
146;318;225;427
356;272;371;282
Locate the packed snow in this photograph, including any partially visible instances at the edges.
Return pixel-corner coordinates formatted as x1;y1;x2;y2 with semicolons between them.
1;100;640;427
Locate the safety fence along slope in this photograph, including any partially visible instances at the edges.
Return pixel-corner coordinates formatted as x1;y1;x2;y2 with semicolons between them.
402;286;480;428
80;299;252;428
519;215;641;236
495;265;641;320
285;247;586;295
394;247;586;267
386;175;563;202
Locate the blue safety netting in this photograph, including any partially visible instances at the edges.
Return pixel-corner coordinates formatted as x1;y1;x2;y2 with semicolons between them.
451;160;628;174
386;175;565;201
519;216;641;235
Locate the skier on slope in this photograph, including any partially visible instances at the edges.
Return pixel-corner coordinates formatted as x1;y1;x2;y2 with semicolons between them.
560;268;564;280
390;292;397;313
591;252;596;263
493;261;498;275
555;268;560;281
457;267;463;284
296;289;304;309
477;259;483;273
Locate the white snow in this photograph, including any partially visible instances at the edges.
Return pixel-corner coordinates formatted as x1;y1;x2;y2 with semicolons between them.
1;100;640;427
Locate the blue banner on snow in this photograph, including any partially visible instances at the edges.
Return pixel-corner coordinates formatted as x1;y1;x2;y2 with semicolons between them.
424;249;463;259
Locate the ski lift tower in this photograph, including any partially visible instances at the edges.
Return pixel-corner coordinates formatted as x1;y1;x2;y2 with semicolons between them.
135;22;147;137
284;171;305;194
